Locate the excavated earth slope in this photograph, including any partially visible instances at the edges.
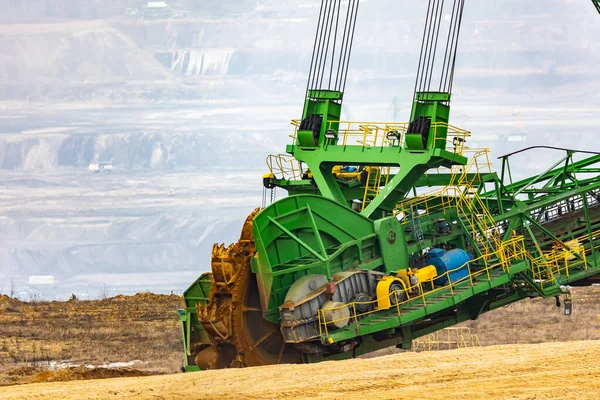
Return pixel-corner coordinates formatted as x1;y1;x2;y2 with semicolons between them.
1;340;599;400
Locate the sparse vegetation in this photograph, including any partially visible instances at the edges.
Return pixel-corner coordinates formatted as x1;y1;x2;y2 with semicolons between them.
0;293;183;386
1;287;599;387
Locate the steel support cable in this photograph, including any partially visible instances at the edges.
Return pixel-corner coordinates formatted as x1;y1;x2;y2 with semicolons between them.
305;0;327;95
316;0;339;91
335;0;355;90
305;0;329;119
439;0;458;92
447;1;465;91
425;0;446;92
412;0;434;106
339;0;359;91
448;0;465;94
442;0;464;93
440;0;460;92
313;0;334;90
422;0;444;93
334;0;352;89
415;0;441;120
448;0;466;92
318;0;337;87
308;0;336;116
418;0;443;96
330;0;356;91
319;0;340;89
416;0;435;91
328;0;343;89
341;0;360;92
309;2;328;91
310;0;336;91
416;0;438;96
340;2;357;91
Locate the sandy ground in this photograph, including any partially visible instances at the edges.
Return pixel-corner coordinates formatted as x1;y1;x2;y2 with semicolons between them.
1;340;599;400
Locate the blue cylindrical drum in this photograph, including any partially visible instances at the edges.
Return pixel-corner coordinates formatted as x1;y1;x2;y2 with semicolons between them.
428;248;472;286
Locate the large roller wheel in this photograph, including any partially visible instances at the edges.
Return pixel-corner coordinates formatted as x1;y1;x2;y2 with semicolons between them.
195;209;303;369
230;264;304;367
389;283;406;306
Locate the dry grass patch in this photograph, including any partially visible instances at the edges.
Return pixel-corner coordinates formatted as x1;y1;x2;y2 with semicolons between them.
1;287;600;386
0;293;183;386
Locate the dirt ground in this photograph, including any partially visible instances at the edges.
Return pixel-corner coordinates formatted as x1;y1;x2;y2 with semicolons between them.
2;287;600;385
0;340;598;400
0;292;183;384
1;287;599;390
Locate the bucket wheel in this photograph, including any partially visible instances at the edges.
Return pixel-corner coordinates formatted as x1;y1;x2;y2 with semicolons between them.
229;265;304;367
195;209;303;369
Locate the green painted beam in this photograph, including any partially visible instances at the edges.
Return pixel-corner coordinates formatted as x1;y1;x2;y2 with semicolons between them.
496;153;600;196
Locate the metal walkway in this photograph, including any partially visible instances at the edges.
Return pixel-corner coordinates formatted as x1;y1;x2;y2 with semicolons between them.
319;230;599;344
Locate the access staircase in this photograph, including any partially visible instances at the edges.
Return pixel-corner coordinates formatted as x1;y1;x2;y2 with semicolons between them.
454;151;501;252
319;149;600;345
320;240;532;343
319;230;600;344
361;166;391;211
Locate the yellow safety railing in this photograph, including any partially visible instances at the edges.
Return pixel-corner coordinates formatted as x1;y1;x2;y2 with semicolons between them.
318;235;530;340
455;183;504;255
394;149;498;255
287;120;471;157
287;120;408;148
317;230;594;341
512;239;588;289
286;119;474;211
396;149;492;216
338;121;408;148
413;327;481;352
266;154;303;181
394;185;462;223
450;150;501;255
290;119;301;141
361;166;391;211
425;148;493;180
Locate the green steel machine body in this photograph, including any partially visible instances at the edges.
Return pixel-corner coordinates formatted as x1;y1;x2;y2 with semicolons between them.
179;0;600;370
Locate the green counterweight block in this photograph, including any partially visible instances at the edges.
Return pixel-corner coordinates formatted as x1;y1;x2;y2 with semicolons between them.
297;90;342;148
406;92;451;151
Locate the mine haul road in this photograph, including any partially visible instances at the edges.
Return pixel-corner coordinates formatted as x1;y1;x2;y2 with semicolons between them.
1;340;600;400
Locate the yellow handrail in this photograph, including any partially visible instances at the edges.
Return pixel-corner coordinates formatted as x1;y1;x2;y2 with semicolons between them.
317;228;593;340
288;119;471;156
413;327;481;352
318;236;529;334
266;154;303;181
361;166;391;211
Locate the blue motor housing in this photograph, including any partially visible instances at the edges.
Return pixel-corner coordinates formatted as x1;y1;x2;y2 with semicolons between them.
427;248;472;286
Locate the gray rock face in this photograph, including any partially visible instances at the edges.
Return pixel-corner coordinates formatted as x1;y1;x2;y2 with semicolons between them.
0;0;599;297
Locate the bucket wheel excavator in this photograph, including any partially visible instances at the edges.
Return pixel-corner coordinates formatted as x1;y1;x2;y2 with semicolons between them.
178;0;600;370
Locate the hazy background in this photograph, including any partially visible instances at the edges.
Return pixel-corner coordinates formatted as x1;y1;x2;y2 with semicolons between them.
1;0;599;299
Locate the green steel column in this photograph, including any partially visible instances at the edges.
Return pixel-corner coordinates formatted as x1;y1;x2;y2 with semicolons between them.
310;162;348;205
580;192;598;268
361;153;431;218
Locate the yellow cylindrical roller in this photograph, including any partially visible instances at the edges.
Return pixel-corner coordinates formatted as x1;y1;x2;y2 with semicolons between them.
415;265;438;284
322;301;350;329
